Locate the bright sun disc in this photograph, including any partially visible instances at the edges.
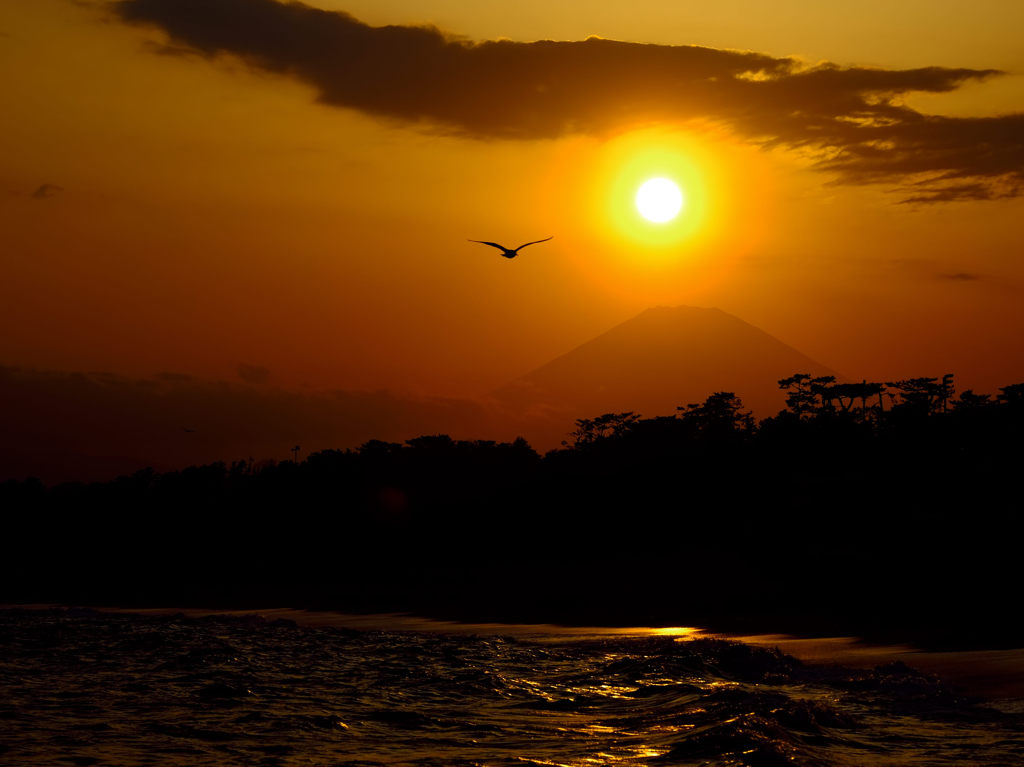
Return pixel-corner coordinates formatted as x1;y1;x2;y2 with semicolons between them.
636;177;683;223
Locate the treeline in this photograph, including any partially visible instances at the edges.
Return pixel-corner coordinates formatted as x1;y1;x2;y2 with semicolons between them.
569;372;1022;443
2;373;1023;647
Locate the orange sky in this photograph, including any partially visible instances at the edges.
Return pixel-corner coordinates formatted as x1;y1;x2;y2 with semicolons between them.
2;0;1024;402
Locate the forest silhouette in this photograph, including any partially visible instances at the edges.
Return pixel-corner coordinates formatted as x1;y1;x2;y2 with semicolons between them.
3;373;1022;650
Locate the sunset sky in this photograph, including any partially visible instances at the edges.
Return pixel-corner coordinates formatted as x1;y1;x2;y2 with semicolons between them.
3;0;1023;403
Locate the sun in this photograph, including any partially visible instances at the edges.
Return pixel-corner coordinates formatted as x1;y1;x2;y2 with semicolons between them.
636;177;684;223
577;130;714;253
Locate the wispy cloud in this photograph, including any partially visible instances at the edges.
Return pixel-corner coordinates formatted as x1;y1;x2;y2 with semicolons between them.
31;183;63;200
940;272;982;281
113;0;1023;202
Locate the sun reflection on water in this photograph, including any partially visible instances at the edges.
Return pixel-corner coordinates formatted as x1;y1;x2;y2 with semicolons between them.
647;626;702;638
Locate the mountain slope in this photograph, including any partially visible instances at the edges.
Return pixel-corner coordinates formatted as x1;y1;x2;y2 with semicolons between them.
495;306;839;425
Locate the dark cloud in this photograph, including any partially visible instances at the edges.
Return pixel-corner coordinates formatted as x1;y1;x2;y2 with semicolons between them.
236;363;271;384
112;0;1023;202
31;183;63;200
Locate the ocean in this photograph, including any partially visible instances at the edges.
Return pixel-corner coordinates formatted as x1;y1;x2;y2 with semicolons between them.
1;608;1022;766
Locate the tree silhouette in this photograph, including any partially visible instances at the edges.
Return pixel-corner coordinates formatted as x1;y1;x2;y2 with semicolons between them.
998;382;1024;407
677;392;754;435
778;373;835;417
566;412;640;447
815;380;886;421
952;389;991;410
940;373;955;412
884;375;955;415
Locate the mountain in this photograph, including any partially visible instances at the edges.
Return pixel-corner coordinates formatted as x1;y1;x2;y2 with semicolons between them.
2;308;839;482
494;306;839;436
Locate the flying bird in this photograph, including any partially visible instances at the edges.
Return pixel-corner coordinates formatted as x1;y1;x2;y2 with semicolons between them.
469;236;553;259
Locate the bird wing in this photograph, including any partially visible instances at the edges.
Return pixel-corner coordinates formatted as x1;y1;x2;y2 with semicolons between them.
468;240;509;251
514;236;554;251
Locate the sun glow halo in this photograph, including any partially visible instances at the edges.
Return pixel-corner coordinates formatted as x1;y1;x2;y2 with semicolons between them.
559;129;726;275
636;178;683;222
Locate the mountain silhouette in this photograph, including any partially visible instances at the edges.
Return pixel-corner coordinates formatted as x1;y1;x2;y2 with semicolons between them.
495;306;839;428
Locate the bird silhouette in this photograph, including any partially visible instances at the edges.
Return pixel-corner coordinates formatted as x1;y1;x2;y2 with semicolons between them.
469;236;553;259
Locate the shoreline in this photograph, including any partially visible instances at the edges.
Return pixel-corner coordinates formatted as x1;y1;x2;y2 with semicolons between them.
6;603;1023;700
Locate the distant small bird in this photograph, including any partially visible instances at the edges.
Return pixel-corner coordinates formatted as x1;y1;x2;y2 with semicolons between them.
182;427;196;433
469;236;553;259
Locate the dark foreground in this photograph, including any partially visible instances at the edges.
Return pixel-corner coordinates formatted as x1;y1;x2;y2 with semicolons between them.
3;378;1023;651
2;609;1023;767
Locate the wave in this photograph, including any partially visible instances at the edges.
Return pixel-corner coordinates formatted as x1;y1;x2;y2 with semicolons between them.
1;609;1021;766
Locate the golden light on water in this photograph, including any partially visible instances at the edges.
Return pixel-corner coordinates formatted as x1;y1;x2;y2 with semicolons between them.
648;626;702;638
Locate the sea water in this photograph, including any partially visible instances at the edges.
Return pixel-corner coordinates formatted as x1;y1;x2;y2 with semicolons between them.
1;609;1022;766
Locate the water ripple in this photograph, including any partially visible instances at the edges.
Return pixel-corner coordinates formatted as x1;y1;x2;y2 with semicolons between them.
1;609;1021;766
